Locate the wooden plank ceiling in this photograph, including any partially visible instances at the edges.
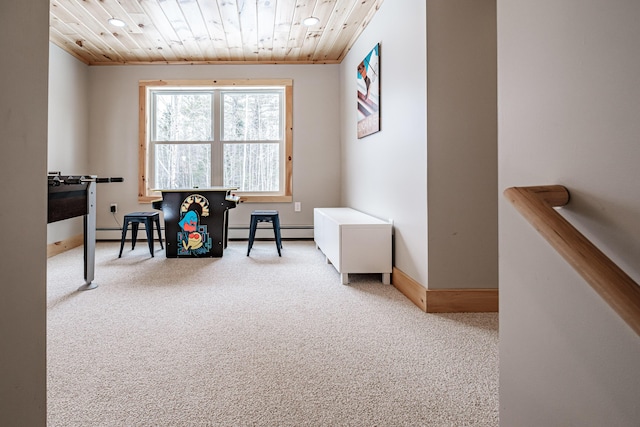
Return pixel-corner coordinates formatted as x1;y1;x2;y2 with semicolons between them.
49;0;383;65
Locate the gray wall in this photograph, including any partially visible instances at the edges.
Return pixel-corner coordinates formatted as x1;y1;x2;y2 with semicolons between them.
0;2;49;425
85;64;341;239
427;1;498;289
47;43;90;244
498;0;640;425
339;0;498;290
339;0;429;285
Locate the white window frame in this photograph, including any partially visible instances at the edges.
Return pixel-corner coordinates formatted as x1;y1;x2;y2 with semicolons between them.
138;79;293;203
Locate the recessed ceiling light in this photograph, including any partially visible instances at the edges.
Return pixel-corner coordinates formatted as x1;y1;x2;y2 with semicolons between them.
108;18;126;28
303;16;320;27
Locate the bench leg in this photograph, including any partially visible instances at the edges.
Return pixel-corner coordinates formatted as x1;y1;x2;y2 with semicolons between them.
341;273;349;285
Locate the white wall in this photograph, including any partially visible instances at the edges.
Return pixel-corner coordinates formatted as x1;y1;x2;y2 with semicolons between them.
0;2;49;425
47;43;90;244
339;0;428;285
498;0;640;425
86;64;341;239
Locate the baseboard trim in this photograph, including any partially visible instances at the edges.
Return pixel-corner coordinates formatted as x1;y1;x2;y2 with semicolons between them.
392;267;427;311
426;288;498;313
392;267;498;313
47;234;84;258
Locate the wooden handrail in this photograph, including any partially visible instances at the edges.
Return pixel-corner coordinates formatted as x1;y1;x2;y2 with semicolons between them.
504;185;640;336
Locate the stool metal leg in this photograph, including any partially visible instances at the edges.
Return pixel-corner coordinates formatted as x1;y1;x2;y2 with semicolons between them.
131;222;139;250
273;215;282;256
119;219;130;258
145;218;155;257
155;217;164;249
247;216;258;256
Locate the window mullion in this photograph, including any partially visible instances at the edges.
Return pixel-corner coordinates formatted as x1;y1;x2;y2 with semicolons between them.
212;90;223;186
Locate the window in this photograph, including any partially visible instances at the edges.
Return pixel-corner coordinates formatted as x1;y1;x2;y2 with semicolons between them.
138;79;293;203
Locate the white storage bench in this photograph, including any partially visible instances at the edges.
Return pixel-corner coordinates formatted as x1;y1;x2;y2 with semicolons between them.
314;208;392;285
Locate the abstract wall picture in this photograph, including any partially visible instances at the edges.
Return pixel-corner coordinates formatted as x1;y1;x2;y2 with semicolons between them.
357;43;380;138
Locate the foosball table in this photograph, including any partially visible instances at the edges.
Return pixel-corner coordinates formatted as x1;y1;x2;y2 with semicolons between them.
47;172;123;290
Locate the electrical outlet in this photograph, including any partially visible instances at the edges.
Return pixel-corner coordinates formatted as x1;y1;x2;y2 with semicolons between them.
294;202;301;212
110;203;117;213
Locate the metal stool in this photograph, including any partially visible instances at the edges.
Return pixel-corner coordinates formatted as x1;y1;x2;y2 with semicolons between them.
119;212;164;257
247;210;282;256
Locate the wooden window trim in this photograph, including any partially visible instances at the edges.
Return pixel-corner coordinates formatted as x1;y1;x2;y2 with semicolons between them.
138;79;293;203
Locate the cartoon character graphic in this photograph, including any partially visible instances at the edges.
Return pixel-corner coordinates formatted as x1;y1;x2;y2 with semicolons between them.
177;194;212;256
179;211;204;251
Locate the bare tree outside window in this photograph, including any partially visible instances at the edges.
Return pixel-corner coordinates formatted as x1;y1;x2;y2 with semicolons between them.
222;92;281;192
155;92;212;141
224;144;279;191
155;144;211;189
153;92;213;189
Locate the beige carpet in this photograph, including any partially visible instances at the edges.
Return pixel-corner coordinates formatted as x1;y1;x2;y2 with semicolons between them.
47;240;498;426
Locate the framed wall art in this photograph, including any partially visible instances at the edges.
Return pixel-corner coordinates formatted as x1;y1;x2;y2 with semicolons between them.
357;43;380;138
